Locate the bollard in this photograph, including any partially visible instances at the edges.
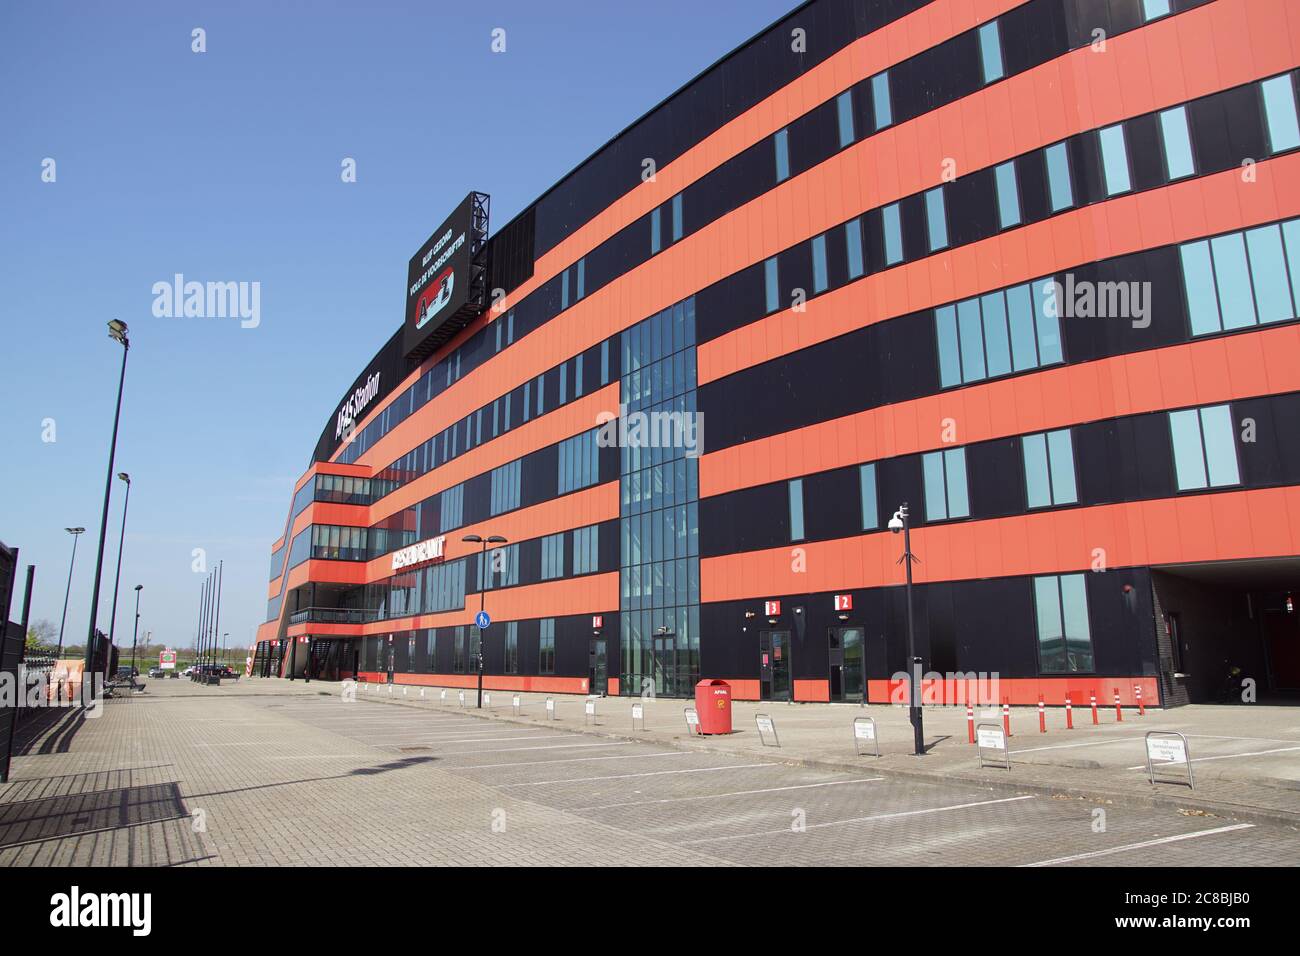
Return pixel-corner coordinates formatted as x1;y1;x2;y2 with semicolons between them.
966;702;975;744
1135;684;1145;717
1114;689;1123;722
1090;691;1099;725
1038;696;1046;733
1002;700;1012;738
1065;693;1074;730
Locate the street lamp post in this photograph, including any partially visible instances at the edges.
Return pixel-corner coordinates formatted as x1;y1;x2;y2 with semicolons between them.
85;319;130;678
463;533;508;709
131;584;142;688
888;503;926;756
107;472;132;652
55;527;84;660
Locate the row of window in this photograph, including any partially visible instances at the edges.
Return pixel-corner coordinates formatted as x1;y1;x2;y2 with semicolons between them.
785;403;1242;538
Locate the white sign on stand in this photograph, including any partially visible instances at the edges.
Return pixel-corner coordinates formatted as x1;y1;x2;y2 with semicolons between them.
852;716;879;757
1145;731;1194;789
545;697;555;720
683;706;701;734
976;722;1010;770
512;694;521;715
755;713;780;748
584;699;596;725
631;702;645;731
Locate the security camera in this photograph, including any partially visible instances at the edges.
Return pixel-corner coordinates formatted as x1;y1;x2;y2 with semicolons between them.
888;510;905;534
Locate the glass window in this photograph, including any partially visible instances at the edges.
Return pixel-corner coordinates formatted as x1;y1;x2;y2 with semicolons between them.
1045;142;1074;212
671;193;683;242
1141;0;1172;21
539;619;555;674
811;233;828;293
1212;232;1258;330
788;479;805;541
1023;429;1078;508
870;71;892;130
576;258;585;300
764;256;780;313
1035;574;1094;673
994;161;1021;229
979;21;1004;84
1159;106;1195;180
775;128;790;183
1169;405;1240;491
836;90;855;148
650;207;662;254
859;463;878;530
981;291;1011;377
1262;75;1300;154
845;218;865;279
560;268;570;310
957;298;985;382
1180;240;1220;335
925;187;948;252
923;447;969;521
935;305;961;388
882;202;903;266
1246;224;1297;324
1098;123;1132;196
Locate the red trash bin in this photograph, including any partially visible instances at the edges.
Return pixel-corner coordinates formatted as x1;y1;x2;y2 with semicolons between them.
695;679;732;735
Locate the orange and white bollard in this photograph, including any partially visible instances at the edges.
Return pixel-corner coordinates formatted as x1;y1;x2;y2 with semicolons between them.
966;702;975;744
1064;693;1074;729
1114;689;1123;722
1090;691;1099;725
1135;684;1145;717
1002;700;1012;738
1038;697;1046;733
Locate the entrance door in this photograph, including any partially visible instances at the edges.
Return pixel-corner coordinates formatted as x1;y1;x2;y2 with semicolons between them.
829;627;865;702
653;635;676;697
759;630;791;701
385;642;394;684
589;638;608;696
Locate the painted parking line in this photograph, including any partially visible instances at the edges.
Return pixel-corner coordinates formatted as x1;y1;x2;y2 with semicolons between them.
679;794;1037;845
380;734;582;746
436;742;632;757
501;762;776;787
469;751;696;771
1012;737;1147;755
1021;824;1256;867
574;777;885;811
1124;745;1300;770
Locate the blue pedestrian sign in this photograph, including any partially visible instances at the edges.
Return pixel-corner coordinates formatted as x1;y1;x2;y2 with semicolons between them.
475;611;491;629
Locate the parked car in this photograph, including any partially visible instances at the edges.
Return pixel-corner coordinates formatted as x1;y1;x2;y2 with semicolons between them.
148;666;165;678
115;666;139;680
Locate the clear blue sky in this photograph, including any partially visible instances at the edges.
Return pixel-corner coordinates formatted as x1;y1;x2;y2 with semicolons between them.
0;0;795;655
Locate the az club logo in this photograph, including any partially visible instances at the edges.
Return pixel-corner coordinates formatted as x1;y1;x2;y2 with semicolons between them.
415;267;455;329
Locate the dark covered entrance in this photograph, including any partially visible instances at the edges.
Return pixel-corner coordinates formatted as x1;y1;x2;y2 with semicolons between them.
1152;559;1300;705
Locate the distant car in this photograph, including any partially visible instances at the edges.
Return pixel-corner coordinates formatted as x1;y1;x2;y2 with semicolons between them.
115;666;138;680
148;666;164;678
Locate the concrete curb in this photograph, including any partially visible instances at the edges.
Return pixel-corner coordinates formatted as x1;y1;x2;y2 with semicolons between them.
350;688;1300;829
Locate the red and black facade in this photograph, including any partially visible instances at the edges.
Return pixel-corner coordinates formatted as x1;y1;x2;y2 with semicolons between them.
255;0;1300;707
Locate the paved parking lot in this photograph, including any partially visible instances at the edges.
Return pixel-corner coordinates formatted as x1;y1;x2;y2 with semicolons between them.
1;681;1296;866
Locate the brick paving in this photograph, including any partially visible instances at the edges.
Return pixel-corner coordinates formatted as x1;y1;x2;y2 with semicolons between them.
0;678;1296;867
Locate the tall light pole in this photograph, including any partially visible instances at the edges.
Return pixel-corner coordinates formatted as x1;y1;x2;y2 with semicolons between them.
107;472;132;651
56;527;84;660
888;503;925;756
463;533;508;709
85;319;130;677
131;584;143;686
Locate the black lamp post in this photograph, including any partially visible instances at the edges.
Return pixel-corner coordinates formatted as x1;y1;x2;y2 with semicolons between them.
85;319;130;678
107;472;131;652
463;533;508;708
888;503;925;756
130;584;142;687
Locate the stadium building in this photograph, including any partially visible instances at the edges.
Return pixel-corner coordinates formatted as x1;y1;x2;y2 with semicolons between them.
255;0;1300;706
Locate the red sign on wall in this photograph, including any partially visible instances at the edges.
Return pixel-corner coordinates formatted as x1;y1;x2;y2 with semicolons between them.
834;594;853;611
592;615;603;629
764;600;781;616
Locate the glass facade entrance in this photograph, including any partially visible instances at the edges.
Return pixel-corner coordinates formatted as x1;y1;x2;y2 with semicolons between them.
618;296;701;697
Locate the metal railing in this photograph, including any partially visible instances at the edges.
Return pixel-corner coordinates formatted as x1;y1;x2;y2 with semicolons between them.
288;607;379;625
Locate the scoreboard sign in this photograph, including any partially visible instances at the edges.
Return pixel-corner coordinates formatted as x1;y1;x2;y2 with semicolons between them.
404;192;489;359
